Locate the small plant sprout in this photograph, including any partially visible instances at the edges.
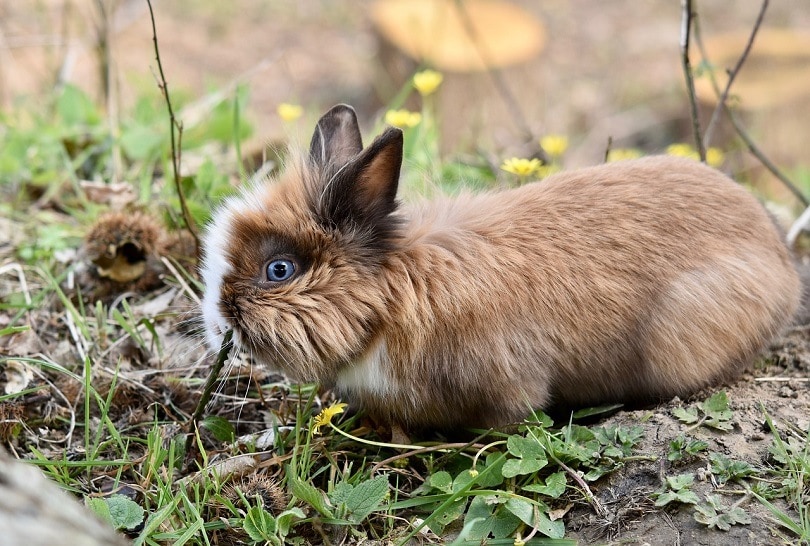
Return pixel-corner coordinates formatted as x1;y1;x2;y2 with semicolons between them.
540;135;569;158
384;108;422;129
310;402;347;435
705;147;725;168
606;148;643;162
412;69;444;96
667;143;700;160
666;142;725;167
276;102;303;122
500;157;542;178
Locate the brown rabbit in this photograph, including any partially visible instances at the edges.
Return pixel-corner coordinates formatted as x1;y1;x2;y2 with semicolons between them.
201;104;800;431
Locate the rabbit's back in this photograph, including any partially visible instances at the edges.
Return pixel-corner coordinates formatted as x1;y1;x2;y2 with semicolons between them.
363;156;799;426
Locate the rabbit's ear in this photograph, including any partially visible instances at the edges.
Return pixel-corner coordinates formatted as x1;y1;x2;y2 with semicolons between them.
309;104;363;169
317;126;404;248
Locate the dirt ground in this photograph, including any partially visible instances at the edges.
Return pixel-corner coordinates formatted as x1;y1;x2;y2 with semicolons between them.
2;1;810;545
566;325;810;545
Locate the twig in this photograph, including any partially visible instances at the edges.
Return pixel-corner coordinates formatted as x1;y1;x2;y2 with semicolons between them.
603;136;613;164
145;0;200;257
692;11;809;208
679;0;706;162
452;0;548;162
702;0;769;148
185;329;233;456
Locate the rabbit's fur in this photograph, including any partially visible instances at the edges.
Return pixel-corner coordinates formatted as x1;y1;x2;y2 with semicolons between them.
201;104;800;430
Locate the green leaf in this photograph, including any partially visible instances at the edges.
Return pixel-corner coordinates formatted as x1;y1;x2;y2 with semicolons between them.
429;471;453;493
87;495;145;531
464;495;521;540
275;507;305;536
290;476;333;518
200;415;235;443
667;473;695;491
673;406;699;424
508;499;566;540
522;471;567;498
694;494;751;531
328;481;354;507
243;505;277;542
503;435;548;478
345;475;389;523
504;497;534;525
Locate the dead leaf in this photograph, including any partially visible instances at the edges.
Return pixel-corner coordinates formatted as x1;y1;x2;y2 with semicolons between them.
548;502;573;521
3;360;34;395
80;181;137;209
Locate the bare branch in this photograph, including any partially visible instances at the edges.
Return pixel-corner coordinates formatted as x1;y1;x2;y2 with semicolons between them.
692;6;808;208
145;0;200;257
679;0;706;162
703;0;769;148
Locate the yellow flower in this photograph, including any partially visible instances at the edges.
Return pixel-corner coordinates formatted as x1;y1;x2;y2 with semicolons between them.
536;164;560;179
606;148;643;162
468;468;479;478
412;69;444;96
514;536;526;546
500;157;542;177
540;135;569;158
706;147;725;168
385;109;422;128
666;143;699;161
311;402;347;435
277;103;303;122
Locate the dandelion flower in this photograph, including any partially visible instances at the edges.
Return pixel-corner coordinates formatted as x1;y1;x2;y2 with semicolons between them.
706;147;725;168
277;103;303;122
412;69;444;96
385;109;422;129
666;143;699;161
500;157;541;177
540;135;569;158
311;402;347;435
606;148;643;163
536;164;560;179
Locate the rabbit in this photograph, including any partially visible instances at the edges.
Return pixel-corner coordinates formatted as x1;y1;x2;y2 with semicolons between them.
200;104;801;431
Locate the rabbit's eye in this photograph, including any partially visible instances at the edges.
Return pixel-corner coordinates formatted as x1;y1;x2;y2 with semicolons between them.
266;258;296;282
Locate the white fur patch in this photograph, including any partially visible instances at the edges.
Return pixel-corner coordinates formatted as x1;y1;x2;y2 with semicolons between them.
199;210;232;350
335;339;393;396
200;184;276;351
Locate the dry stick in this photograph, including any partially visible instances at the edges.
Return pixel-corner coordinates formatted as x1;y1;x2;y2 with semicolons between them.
185;329;234;457
145;0;200;258
702;0;769;149
679;0;706;162
692;12;809;209
452;0;548;163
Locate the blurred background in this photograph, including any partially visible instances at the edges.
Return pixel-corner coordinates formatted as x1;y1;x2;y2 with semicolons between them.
2;0;809;205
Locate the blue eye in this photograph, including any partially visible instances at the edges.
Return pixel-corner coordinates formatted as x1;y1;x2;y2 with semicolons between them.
266;259;296;282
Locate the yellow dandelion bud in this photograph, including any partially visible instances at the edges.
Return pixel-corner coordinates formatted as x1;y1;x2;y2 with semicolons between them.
514;536;526;546
606;148;643;163
412;69;444;96
468;468;479;478
384;109;422;129
706;147;725;168
666;143;699;161
277;103;303;122
500;157;541;177
536;164;560;179
540;135;569;158
311;402;347;435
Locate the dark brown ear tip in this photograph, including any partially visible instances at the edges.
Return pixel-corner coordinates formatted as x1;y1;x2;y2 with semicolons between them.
380;126;404;145
321;104;357;124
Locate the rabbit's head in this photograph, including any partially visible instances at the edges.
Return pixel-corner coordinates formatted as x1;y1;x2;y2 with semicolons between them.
200;105;403;382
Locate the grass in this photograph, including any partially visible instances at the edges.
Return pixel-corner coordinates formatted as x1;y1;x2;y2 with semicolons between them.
1;65;809;545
